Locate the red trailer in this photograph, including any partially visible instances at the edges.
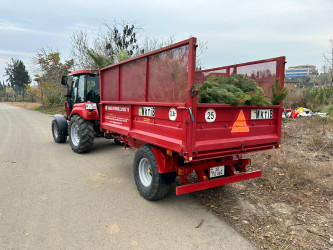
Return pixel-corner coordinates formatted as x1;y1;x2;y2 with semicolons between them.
98;37;285;200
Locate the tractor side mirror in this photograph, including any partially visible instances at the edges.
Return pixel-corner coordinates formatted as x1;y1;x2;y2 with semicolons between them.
61;75;68;86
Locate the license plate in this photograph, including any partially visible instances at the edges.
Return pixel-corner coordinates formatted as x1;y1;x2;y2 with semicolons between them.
209;166;225;178
86;103;97;110
251;109;273;119
139;107;155;117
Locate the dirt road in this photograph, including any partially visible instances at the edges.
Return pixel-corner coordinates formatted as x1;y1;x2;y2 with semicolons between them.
0;103;255;250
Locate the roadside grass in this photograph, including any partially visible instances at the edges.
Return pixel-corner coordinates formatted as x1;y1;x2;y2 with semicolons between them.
7;102;65;116
34;105;65;116
8;102;41;110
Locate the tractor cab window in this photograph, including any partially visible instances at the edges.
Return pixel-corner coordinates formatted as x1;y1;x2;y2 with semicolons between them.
86;74;100;103
77;75;85;103
71;76;79;104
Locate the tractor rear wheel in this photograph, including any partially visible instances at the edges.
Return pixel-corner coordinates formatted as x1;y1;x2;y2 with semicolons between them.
69;115;94;153
133;145;170;200
51;119;67;143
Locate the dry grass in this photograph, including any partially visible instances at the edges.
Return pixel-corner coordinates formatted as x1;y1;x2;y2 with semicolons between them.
194;117;333;249
9;102;42;110
8;102;65;115
283;89;307;109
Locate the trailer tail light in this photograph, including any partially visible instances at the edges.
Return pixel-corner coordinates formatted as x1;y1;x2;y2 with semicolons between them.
241;158;251;166
239;158;251;172
166;149;173;156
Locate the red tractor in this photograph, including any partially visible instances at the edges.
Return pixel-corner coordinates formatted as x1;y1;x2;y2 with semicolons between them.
51;69;121;153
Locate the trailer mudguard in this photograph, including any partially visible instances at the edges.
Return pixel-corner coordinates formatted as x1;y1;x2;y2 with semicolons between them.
53;114;68;136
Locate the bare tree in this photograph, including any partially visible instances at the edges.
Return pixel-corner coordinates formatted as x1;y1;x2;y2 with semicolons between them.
196;40;208;70
70;30;96;69
71;20;143;69
141;36;176;52
71;20;208;70
141;36;208;70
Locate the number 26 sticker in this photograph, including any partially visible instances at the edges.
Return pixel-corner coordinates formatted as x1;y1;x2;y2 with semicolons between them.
205;109;216;123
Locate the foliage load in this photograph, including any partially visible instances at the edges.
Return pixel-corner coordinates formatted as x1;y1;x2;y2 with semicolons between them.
197;74;288;105
197;75;268;105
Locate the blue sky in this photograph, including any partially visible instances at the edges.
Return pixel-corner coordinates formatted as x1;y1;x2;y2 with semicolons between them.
0;0;332;84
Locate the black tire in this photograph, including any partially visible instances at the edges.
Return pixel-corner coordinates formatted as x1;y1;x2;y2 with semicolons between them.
69;115;94;153
133;145;170;201
114;138;123;145
51;119;67;143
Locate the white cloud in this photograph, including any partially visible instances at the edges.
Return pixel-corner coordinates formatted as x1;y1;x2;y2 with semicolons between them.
0;50;33;57
0;19;66;37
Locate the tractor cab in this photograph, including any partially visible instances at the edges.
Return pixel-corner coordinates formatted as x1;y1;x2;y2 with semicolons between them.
61;69;100;117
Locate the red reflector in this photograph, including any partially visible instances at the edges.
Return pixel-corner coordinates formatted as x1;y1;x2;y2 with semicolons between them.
241;158;251;166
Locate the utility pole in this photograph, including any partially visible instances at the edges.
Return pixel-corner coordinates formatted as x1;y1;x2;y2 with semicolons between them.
34;76;44;109
40;80;44;109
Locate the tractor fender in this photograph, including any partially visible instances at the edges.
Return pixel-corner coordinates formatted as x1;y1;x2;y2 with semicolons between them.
53;114;68;136
69;103;99;120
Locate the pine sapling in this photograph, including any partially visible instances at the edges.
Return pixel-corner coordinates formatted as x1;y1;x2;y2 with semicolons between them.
271;79;289;105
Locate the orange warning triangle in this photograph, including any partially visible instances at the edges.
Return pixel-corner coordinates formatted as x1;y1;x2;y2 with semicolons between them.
231;109;249;134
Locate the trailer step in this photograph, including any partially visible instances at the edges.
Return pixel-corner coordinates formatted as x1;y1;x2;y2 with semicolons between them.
175;170;261;195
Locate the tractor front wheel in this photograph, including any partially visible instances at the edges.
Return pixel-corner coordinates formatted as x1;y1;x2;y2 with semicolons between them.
51;119;67;143
133;145;170;200
69;115;94;153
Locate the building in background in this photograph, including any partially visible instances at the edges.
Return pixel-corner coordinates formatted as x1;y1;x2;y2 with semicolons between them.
285;65;318;79
284;78;297;90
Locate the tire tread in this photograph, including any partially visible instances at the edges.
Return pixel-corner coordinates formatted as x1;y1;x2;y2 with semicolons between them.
133;145;170;201
69;115;94;153
52;119;67;143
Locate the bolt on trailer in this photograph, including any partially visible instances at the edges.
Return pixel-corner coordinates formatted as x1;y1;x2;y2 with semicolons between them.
98;37;286;200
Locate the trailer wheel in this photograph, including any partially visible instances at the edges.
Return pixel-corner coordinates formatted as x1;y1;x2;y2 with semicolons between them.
51;119;67;143
69;115;94;153
133;145;170;200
